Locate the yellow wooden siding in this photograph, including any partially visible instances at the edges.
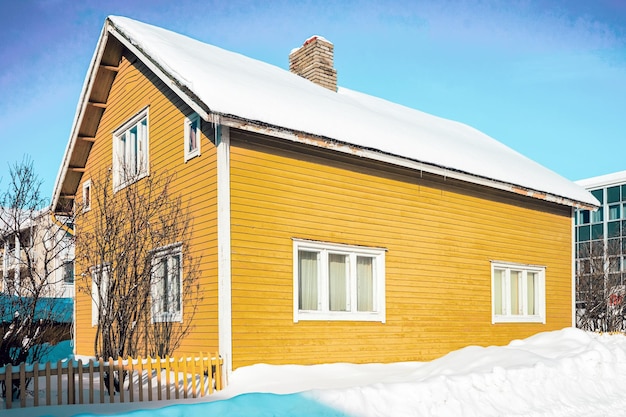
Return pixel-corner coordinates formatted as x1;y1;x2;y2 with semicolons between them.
73;53;219;357
229;133;573;368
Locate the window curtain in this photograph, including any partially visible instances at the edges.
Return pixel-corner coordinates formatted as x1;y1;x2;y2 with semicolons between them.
357;256;374;311
527;272;536;315
170;254;181;314
510;270;521;315
153;257;167;316
329;254;347;311
299;251;318;310
493;269;504;315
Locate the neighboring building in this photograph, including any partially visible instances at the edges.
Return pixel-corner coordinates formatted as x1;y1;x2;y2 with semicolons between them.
575;171;626;330
51;16;597;376
1;209;74;299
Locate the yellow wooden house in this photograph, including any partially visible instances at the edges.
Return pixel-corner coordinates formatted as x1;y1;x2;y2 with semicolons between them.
51;16;597;377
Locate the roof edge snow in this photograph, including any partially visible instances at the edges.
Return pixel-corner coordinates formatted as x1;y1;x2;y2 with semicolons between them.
51;16;599;213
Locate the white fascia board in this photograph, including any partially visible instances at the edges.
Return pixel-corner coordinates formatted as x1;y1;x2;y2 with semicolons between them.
51;23;111;211
106;23;209;121
217;125;232;381
571;207;576;327
220;117;597;210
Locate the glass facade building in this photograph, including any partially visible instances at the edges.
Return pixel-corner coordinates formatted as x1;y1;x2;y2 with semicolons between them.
575;171;626;328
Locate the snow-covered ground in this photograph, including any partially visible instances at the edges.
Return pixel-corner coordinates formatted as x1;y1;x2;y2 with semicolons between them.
7;327;626;417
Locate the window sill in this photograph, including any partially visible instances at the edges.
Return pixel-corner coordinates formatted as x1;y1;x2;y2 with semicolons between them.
492;315;545;324
295;310;385;323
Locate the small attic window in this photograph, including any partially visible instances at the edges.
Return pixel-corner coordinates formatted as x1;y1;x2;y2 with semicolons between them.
184;113;201;162
82;179;92;212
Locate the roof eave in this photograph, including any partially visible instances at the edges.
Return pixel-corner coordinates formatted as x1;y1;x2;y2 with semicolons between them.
51;21;112;214
220;115;598;210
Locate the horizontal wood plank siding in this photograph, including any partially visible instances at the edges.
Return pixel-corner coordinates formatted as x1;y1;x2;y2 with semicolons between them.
74;52;218;357
229;133;573;368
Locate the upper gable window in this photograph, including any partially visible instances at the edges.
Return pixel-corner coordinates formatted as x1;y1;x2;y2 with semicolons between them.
492;261;546;324
184;113;201;162
113;108;149;190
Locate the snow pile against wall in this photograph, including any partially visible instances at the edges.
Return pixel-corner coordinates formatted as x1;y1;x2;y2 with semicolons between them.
34;328;625;417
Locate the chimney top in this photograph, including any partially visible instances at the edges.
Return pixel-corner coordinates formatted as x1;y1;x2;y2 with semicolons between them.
289;36;337;92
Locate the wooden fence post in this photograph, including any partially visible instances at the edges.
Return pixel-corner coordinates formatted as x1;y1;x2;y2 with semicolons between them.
33;362;39;407
56;360;63;405
164;355;171;400
137;355;144;402
6;364;12;409
77;359;84;405
146;355;153;402
45;361;51;405
117;357;124;403
19;362;26;408
127;356;134;403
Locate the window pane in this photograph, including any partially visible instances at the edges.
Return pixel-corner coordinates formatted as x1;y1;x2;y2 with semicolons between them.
189;119;198;152
160;257;169;312
356;256;374;312
510;271;521;315
608;221;620;238
299;251;319;310
592;224;604;240
578;225;590;241
63;261;74;284
170;254;181;314
622;185;626;202
527;272;537;315
591;189;603;204
579;210;590;225
591;208;603;223
328;253;347;311
494;269;504;315
609;205;621;221
608;186;620;203
577;242;590;258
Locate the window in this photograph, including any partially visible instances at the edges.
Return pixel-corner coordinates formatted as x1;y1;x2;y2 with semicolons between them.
293;239;386;322
62;260;74;284
608;186;620;204
82;179;92;212
151;244;183;323
492;261;545;323
184;113;201;161
91;264;110;326
113;108;149;190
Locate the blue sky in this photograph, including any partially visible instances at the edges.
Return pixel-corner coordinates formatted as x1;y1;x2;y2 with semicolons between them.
1;0;625;201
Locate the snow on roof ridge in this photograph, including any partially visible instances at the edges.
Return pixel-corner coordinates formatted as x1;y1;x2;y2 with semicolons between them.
105;16;597;208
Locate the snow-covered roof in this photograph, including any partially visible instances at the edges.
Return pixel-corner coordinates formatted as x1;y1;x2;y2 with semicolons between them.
52;16;598;210
576;170;626;190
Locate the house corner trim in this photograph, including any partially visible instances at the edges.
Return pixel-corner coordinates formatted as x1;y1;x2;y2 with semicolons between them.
217;125;233;380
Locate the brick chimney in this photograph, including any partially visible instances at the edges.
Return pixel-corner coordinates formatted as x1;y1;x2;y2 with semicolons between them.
289;36;337;91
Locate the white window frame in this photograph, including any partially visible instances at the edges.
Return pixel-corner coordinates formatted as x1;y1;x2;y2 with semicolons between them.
82;179;92;212
293;239;386;323
112;107;149;191
150;243;183;323
184;113;201;162
91;264;110;327
491;261;546;324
